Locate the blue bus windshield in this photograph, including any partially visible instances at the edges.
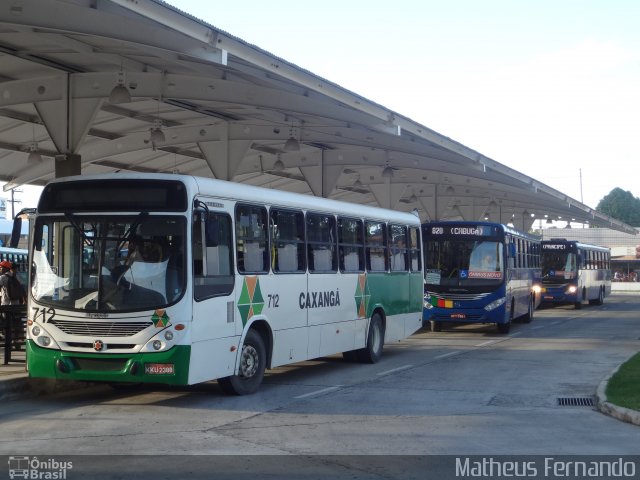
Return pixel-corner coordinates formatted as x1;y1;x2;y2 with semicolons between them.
425;238;504;289
542;250;577;280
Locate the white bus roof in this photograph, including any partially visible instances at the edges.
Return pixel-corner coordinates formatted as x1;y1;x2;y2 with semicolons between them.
42;173;421;225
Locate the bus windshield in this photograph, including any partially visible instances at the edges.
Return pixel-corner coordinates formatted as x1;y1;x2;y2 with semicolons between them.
542;251;577;280
425;239;504;290
31;215;186;312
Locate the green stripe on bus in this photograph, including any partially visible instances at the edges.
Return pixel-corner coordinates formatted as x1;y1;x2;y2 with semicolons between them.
365;272;423;317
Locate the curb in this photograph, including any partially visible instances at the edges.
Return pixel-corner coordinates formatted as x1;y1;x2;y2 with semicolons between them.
595;363;640;427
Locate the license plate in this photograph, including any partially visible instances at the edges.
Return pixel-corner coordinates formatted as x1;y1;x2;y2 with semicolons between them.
450;313;466;319
144;363;175;375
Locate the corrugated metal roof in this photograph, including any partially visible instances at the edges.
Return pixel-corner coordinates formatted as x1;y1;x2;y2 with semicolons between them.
0;0;634;234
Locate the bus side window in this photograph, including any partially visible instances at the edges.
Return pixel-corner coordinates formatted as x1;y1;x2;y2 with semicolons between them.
236;204;269;273
307;212;337;273
389;224;407;272
409;227;422;272
366;221;387;272
271;208;305;273
193;211;234;301
338;217;364;273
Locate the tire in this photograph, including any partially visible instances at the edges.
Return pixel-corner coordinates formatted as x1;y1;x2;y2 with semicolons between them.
430;320;442;332
598;288;605;305
590;288;604;306
356;312;385;363
497;303;513;333
497;321;511;334
218;329;266;395
521;296;534;324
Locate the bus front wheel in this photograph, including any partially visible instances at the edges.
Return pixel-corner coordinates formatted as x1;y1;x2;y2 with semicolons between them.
521;296;535;324
218;329;266;395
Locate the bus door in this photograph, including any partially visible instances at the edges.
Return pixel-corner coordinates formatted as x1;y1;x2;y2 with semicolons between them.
190;204;237;382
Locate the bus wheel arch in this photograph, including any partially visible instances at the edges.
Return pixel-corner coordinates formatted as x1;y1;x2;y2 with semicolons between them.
246;319;274;368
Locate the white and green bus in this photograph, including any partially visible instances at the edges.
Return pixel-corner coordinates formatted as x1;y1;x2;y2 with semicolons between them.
26;173;423;394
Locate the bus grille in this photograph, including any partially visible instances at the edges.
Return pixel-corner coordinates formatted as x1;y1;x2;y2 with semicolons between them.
72;357;128;372
426;291;491;301
50;320;153;337
66;342;136;350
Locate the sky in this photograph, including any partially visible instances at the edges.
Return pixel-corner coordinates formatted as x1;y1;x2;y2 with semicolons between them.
3;0;638;214
170;0;639;210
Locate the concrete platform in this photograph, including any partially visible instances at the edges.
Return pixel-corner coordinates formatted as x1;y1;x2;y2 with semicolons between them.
2;317;639;428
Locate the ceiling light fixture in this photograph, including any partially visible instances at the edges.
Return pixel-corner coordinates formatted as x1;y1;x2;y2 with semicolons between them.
108;70;131;104
283;124;300;151
150;121;165;145
27;143;42;165
273;157;285;172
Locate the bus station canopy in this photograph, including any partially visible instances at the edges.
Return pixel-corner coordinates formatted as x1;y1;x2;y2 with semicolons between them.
0;0;635;234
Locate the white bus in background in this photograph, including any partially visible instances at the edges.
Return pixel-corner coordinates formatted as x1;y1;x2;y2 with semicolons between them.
26;173;424;394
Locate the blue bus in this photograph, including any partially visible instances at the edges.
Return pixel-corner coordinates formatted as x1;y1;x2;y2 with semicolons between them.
422;221;541;333
540;239;611;309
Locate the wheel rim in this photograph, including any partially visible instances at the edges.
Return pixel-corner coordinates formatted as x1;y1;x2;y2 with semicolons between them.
239;344;259;378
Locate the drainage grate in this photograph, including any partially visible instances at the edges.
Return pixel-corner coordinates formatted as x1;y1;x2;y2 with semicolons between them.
557;396;595;407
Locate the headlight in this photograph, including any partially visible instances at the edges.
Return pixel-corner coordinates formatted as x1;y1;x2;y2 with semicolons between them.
38;336;51;347
484;297;507;312
532;285;541;293
152;340;163;351
32;325;41;336
164;330;174;341
567;285;577;294
423;295;434;309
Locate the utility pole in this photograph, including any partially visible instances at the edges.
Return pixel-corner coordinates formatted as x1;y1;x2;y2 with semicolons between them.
8;188;22;219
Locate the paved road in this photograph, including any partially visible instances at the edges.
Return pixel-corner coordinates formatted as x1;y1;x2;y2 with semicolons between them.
0;294;639;477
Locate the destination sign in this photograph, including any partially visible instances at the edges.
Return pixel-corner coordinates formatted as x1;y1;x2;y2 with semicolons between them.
542;244;567;250
428;225;494;237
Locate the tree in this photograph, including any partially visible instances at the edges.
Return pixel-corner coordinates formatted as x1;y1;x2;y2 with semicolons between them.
596;188;640;227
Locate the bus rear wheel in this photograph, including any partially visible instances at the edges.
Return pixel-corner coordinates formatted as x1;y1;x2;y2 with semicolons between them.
218;329;266;395
356;312;385;363
590;288;604;306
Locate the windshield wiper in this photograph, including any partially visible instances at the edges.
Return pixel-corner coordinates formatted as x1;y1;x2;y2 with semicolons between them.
65;213;91;243
115;212;149;252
